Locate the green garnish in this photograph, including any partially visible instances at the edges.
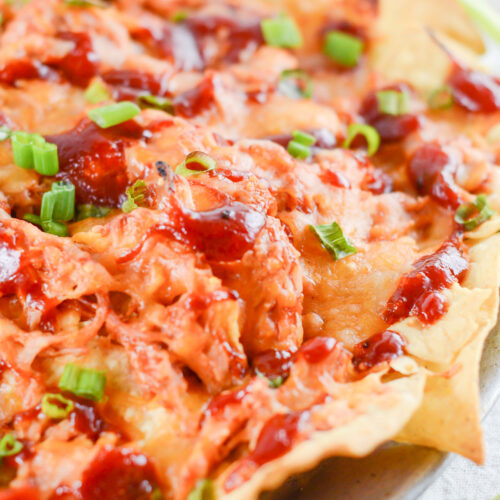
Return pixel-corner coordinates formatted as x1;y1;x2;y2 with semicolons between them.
342;123;381;156
455;194;495;231
64;0;109;7
137;95;174;114
376;90;410;116
41;393;75;419
310;222;357;260
187;479;215;500
175;151;216;177
84;79;111;104
58;363;107;402
122;180;147;213
278;69;313;99
0;434;22;459
287;129;316;159
428;86;454;110
323;31;364;68
261;16;303;49
458;0;500;46
76;204;111;221
11;131;59;175
88;101;140;129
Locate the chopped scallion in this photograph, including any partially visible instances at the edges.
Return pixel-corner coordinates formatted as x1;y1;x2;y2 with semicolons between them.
342;123;380;156
187;479;215;500
455;194;495;231
41;182;75;222
458;0;500;46
41;393;75;419
323;31;364;68
171;10;188;23
58;363;107;402
0;126;11;141
0;434;22;458
292;129;316;146
376;90;410;116
428;86;454;110
278;69;313;99
261;16;303;49
175;151;216;177
33;139;59;176
23;213;42;226
84;79;111;104
287;140;310;159
42;220;68;237
268;376;284;388
310;222;357;260
88;101;140;129
11;131;34;169
122;180;147;213
137;95;174;114
76;204;111;221
64;0;109;7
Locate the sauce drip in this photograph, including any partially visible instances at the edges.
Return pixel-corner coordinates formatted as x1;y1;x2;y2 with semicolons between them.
352;330;406;371
448;67;500;113
0;226;55;321
0;60;52;86
204;387;248;418
407;143;462;209
69;398;106;441
186;15;264;63
252;350;293;379
80;447;160;500
172;75;217;117
300;337;338;364
383;236;469;324
360;85;420;142
117;200;266;263
133;24;203;71
224;412;305;491
102;69;169;101
50;32;99;87
46;119;147;206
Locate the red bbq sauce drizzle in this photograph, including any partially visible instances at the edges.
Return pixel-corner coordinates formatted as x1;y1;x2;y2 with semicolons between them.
117;200;266;263
80;447;161;500
383;235;469;325
204;386;249;419
252;349;294;379
46;119;149;206
0;226;55;321
448;66;500;113
132;23;203;71
360;84;420;142
0;60;54;86
224;412;306;492
0;487;41;500
407;143;463;209
49;32;99;87
69;398;107;441
172;74;217;117
352;330;407;371
102;69;169;101
300;337;338;364
186;14;264;63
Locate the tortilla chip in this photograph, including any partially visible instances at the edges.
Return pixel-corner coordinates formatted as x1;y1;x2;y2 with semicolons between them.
369;0;485;91
397;232;500;463
220;372;425;499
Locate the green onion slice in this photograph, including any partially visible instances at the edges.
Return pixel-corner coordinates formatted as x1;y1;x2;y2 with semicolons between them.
287;140;310;159
42;220;69;237
278;69;313;99
11;131;35;169
342;123;380;156
187;479;215;500
0;434;22;458
64;0;109;7
58;363;107;402
323;31;364;68
88;101;140;129
41;182;75;222
171;10;188;23
175;151;216;177
41;393;75;419
122;180;147;213
268;376;284;388
0;126;12;141
137;95;174;115
458;0;500;46
84;79;111;104
455;194;495;231
33;138;59;176
23;213;42;226
376;90;410;116
292;129;316;146
261;16;303;49
76;204;111;221
428;86;454;110
310;222;357;260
